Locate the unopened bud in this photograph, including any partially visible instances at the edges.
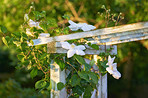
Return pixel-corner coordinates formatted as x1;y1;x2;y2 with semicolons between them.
24;14;29;22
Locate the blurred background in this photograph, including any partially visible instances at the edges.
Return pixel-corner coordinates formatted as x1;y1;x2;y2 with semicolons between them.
0;0;148;98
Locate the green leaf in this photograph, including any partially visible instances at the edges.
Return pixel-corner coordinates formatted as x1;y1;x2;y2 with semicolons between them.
97;60;107;73
83;85;93;98
0;25;7;34
13;41;21;47
88;72;98;84
46;18;57;27
33;11;46;20
72;85;84;95
2;37;8;47
78;71;89;81
39;53;47;60
71;74;81;87
17;54;24;61
88;43;99;50
41;11;46;17
89;59;95;66
22;61;30;66
30;69;38;78
33;11;41;20
63;27;69;34
30;40;34;45
91;44;99;50
84;63;91;71
55;59;65;71
74;55;86;65
57;82;65;90
35;80;47;89
11;32;21;38
62;14;70;20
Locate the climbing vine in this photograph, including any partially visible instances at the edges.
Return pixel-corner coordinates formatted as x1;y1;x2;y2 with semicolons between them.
1;5;122;97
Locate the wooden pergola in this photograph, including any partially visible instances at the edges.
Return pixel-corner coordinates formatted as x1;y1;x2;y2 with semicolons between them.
31;21;148;98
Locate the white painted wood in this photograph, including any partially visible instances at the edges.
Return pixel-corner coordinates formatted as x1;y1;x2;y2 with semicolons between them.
105;35;148;45
48;42;117;55
99;31;148;43
50;60;67;98
93;45;117;98
96;28;148;40
30;22;148;46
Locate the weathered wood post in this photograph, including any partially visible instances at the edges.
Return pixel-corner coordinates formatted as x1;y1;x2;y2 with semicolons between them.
50;60;67;98
31;21;148;98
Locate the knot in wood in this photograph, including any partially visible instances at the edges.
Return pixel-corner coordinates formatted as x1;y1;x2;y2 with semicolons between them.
47;41;56;53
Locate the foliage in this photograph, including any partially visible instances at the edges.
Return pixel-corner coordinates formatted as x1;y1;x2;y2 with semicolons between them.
0;5;120;97
0;79;49;98
0;0;148;98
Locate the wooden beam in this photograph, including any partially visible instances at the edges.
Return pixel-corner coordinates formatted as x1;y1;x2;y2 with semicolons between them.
47;42;117;55
31;22;148;46
87;28;148;45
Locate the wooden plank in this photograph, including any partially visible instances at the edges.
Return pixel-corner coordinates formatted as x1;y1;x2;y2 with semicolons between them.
99;35;148;45
99;32;148;43
96;28;148;40
47;42;117;55
31;22;148;46
50;60;67;98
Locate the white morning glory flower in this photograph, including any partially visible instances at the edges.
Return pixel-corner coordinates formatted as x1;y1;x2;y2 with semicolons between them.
28;19;42;29
61;42;86;58
68;20;96;31
106;55;121;79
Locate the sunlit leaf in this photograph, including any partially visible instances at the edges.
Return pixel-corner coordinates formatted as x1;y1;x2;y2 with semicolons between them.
30;69;38;78
35;80;47;89
57;82;65;90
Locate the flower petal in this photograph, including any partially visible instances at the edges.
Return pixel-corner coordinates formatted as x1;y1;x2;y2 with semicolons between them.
112;71;121;79
76;50;85;56
28;19;42;29
75;45;86;50
28;19;36;27
68;20;77;25
108;55;115;65
68;20;79;31
81;24;96;31
106;67;114;74
61;42;71;50
112;63;117;71
67;49;76;58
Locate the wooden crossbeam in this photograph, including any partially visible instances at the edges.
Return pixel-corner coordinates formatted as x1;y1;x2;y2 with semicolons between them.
31;22;148;46
88;28;148;45
47;42;117;55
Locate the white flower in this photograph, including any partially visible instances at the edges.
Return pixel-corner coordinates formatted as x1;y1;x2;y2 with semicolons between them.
28;19;42;29
61;42;86;58
106;55;121;79
68;20;96;31
112;70;121;79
